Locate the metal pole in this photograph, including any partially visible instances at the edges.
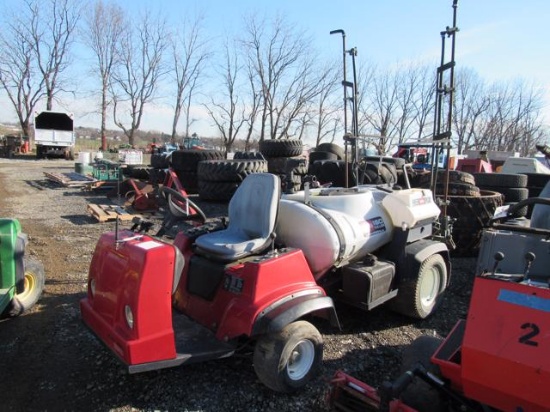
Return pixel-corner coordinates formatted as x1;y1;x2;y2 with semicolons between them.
330;30;348;135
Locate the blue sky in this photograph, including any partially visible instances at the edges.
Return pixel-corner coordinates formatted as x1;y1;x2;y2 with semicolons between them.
1;0;549;138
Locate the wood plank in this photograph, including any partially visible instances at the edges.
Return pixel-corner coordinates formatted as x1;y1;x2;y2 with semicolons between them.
44;171;96;187
87;203;138;223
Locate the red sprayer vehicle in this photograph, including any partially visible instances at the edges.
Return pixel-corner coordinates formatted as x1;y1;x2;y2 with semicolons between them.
81;173;450;392
328;195;550;411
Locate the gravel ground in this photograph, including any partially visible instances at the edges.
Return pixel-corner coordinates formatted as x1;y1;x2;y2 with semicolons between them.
0;156;477;411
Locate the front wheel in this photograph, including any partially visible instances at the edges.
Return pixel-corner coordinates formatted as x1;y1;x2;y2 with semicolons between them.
253;320;323;393
390;254;448;319
10;257;45;316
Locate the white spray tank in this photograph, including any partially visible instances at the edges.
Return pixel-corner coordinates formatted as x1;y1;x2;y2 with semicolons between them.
276;186;440;279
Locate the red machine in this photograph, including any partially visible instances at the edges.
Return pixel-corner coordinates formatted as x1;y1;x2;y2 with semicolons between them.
81;171;451;393
328;197;550;411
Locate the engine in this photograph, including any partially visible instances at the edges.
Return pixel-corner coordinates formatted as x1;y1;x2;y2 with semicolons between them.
276;186;440;278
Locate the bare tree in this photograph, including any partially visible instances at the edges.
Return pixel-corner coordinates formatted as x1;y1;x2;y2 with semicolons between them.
242;14;325;141
452;68;490;153
0;13;44;136
312;64;340;146
204;40;249;155
29;0;81;110
479;79;545;154
83;0;126;151
0;0;79;136
169;14;210;142
111;12;167;147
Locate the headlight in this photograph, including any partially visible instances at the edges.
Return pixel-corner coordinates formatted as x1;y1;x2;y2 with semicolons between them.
90;279;96;297
124;305;134;329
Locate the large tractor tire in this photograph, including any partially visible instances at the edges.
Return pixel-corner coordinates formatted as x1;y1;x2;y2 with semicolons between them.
253;320;323;393
473;172;528;188
442;190;504;256
266;156;308;175
197;159;267;182
259;139;303;158
197;180;239;201
171;149;225;172
399;336;446;412
308;151;338;164
314;143;345;160
435;170;476;186
9;257;45;316
389;254;448;319
429;182;480;197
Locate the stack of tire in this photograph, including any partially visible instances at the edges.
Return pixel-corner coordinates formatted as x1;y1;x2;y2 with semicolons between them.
196;155;268;201
524;173;550;217
421;170;504;257
258;139;307;193
472;173;529;218
171;149;225;194
308;143;349;186
148;152;171;184
308;143;400;187
360;156;403;186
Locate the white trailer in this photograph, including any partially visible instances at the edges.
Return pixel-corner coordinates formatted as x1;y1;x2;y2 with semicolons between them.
34;111;75;160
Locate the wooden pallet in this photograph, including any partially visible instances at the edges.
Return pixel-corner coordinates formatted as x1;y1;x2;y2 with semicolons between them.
87;203;137;223
44;172;97;187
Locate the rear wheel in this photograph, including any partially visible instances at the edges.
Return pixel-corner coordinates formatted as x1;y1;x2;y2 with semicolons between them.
9;257;45;316
253;320;323;393
391;254;447;319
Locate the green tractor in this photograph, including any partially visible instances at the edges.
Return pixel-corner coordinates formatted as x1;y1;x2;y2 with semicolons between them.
0;219;45;317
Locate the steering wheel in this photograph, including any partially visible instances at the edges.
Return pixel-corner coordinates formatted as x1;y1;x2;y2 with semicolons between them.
493;197;550;237
157;186;207;235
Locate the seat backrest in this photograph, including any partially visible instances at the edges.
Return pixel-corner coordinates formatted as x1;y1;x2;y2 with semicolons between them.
228;173;280;238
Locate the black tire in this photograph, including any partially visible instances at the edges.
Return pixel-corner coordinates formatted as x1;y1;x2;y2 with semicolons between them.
310;160;354;187
253;320;323;393
309;151;337;164
314;143;345;160
151;153;170;169
171;149;225;172
428;183;480;197
259;139;303;158
473;172;527;188
362;156;406;169
525;172;550;189
233;151;265;160
436;170;476;186
400;336;446;412
359;162;398;185
267;156;308;175
127;166;151;180
197;180;239;201
175;170;199;193
443;190;504;256
9;257;45;316
197;159;268;182
390;254;448;319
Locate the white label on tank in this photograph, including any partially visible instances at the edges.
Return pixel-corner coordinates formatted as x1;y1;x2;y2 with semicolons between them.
367;217;386;235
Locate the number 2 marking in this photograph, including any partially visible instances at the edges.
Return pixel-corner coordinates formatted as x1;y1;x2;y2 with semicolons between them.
519;323;539;347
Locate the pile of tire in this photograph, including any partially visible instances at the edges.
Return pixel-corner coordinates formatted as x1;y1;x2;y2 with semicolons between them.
308;144;404;187
258;139;307;193
524;173;550;217
146;152;169;184
307;143;349;186
196;157;268;201
171;149;225;194
472;172;529;217
420;170;504;257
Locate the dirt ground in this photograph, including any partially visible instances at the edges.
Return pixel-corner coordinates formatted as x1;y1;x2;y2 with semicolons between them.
0;157;477;411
